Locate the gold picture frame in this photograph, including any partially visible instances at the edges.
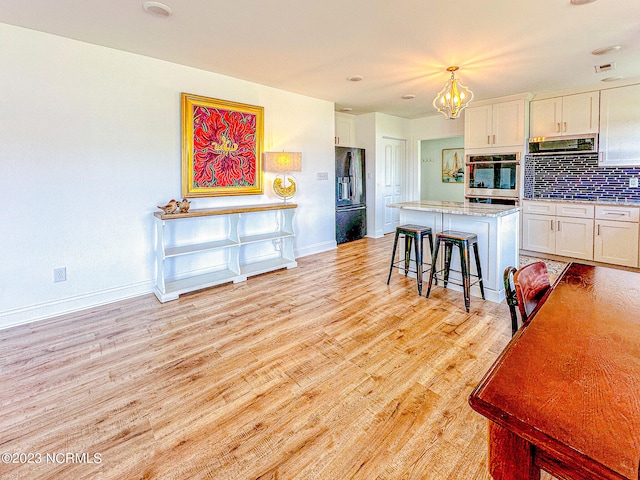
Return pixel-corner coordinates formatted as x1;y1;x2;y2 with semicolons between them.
181;93;264;197
442;148;464;183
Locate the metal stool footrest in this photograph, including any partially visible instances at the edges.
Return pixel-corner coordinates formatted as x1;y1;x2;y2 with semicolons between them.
430;268;483;289
386;224;434;296
426;230;485;312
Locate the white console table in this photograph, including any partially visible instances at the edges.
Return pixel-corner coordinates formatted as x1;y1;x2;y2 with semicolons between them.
153;203;297;302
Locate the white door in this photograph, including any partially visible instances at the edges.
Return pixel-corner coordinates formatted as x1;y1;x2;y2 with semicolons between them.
383;138;406;234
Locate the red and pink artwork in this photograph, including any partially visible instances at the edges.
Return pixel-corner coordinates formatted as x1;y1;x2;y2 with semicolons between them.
182;94;264;197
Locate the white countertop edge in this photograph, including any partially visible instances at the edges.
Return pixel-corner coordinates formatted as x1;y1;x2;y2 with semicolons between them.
524;197;640;207
389;201;520;218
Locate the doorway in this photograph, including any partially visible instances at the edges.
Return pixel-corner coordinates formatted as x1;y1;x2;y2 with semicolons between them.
382;137;406;234
420;136;464;202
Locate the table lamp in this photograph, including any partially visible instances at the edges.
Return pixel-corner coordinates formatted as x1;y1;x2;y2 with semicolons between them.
263;152;302;203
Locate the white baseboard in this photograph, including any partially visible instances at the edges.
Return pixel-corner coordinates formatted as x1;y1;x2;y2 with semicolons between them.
295;240;336;258
0;281;153;331
1;242;338;331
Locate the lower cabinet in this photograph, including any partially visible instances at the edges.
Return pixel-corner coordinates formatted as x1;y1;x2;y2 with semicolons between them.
554;217;594;260
522;213;555;254
522;201;594;261
594;205;640;267
523;200;640;267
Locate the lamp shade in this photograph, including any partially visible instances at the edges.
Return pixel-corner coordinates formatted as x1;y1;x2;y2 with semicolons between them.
264;152;302;172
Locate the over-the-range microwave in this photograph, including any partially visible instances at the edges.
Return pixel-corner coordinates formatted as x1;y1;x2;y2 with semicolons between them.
528;134;598;155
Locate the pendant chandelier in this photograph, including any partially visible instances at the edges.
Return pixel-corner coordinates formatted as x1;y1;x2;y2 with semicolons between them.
432;66;474;119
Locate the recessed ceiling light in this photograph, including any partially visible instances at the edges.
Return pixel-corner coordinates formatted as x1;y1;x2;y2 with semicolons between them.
592;45;622;56
570;0;597;4
143;1;173;17
601;76;624;82
346;75;364;82
401;94;416;100
340;107;353;112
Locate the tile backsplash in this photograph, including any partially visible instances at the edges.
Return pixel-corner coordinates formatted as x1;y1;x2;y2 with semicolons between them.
524;153;640;202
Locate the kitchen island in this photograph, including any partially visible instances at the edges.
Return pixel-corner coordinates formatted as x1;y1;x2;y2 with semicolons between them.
389;200;520;303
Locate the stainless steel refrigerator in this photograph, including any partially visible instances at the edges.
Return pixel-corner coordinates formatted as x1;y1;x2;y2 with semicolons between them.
336;146;366;244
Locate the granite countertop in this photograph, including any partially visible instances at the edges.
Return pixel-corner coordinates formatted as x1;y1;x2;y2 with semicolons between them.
524;197;640;207
389;200;520;218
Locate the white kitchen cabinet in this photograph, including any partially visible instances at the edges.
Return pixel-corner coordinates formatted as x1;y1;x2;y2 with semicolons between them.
530;92;599;138
599;83;640;166
594;205;639;267
554;216;594;260
522;200;594;260
465;99;526;149
154;203;297;302
335;112;355;146
522;213;555;253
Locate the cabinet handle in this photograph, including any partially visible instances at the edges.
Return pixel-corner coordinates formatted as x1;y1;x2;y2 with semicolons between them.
557;220;561;232
493;134;496;144
487;135;491;145
550;219;554;231
563;121;567;132
597;224;601;236
556;122;561;133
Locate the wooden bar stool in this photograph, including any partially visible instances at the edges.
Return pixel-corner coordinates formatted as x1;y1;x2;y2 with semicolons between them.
426;230;485;312
386;224;433;295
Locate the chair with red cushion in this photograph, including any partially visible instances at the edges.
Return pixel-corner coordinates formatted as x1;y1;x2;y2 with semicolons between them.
503;261;551;336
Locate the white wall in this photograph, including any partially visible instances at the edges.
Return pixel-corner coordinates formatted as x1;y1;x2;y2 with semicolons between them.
0;23;336;328
410;114;465;141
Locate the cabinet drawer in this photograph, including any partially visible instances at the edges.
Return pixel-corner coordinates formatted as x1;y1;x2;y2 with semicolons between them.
595;205;640;222
556;203;594;219
522;201;556;216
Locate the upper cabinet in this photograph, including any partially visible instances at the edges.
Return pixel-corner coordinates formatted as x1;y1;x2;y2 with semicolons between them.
464;99;527;150
599;83;640;166
335;112;355;147
530;91;599;138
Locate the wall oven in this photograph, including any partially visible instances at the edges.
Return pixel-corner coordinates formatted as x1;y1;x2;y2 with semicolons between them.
465;152;520;204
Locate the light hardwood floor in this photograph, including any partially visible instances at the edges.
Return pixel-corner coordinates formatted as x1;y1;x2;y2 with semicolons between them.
0;235;552;479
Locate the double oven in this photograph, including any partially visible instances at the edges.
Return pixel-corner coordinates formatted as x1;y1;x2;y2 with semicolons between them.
465;152;521;205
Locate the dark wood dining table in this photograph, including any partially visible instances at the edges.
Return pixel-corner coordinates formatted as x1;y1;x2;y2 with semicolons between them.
469;262;640;480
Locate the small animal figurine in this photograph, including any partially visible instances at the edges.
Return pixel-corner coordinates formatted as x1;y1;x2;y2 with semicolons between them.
157;199;179;214
177;198;191;213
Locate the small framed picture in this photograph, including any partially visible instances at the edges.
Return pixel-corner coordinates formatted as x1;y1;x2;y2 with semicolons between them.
442;148;464;183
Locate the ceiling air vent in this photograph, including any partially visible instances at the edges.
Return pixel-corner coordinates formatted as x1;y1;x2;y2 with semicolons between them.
594;62;616;73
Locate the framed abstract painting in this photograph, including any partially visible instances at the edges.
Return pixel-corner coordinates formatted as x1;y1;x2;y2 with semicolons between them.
181;93;264;197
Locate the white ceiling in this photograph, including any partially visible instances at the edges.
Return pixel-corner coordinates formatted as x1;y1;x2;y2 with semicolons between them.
1;0;639;119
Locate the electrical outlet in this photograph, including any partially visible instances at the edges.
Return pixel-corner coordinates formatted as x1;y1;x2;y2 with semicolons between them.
630;178;639;188
54;267;67;283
